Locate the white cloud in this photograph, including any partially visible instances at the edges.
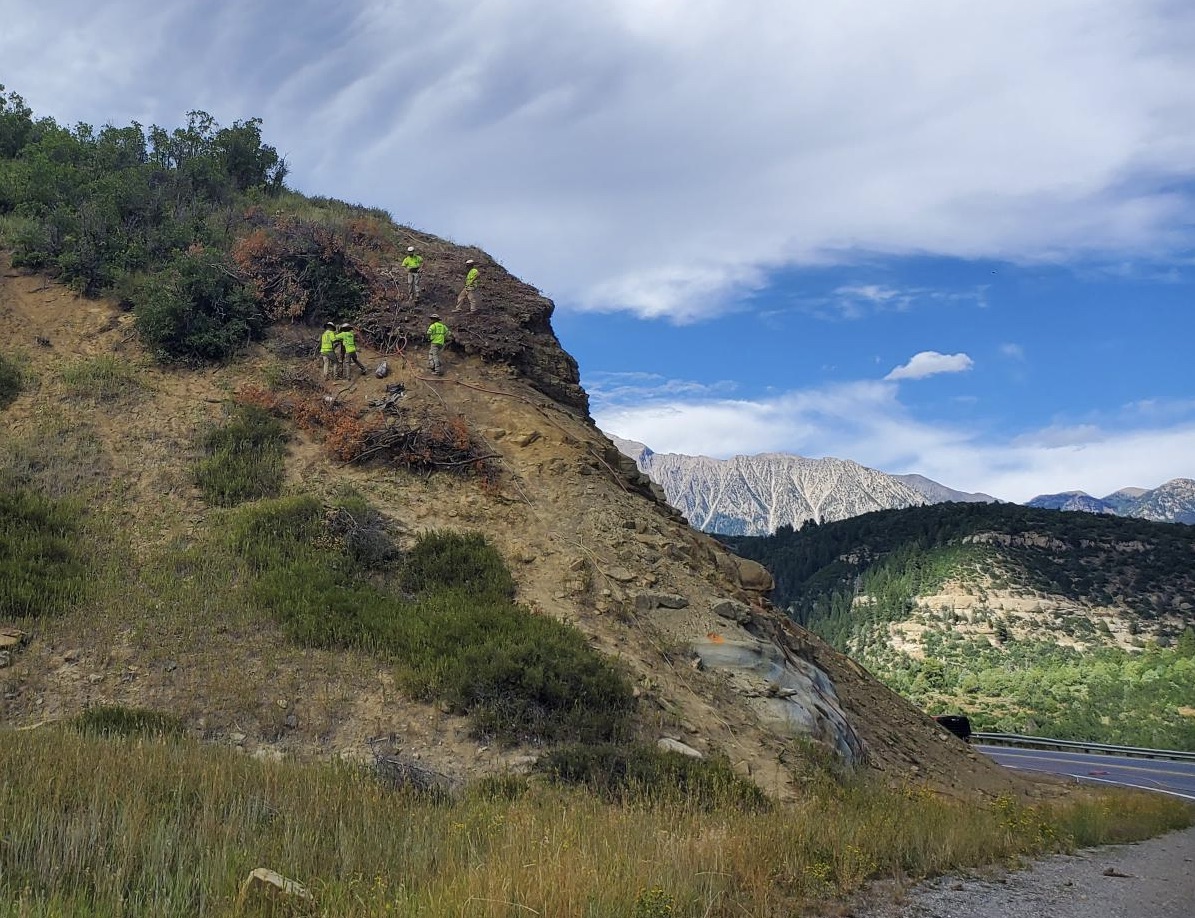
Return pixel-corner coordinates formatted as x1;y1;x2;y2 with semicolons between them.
999;343;1026;360
594;383;1195;503
885;351;974;381
2;1;1193;321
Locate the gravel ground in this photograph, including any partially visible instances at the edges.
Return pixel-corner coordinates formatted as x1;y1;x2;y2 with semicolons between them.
847;824;1195;918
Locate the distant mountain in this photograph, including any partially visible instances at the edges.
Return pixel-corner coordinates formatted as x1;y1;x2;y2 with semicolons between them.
1102;487;1149;515
1025;491;1116;514
894;474;998;505
1027;479;1195;524
607;437;995;536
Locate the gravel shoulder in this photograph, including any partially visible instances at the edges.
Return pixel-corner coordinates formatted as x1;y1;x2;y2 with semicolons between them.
848;823;1195;918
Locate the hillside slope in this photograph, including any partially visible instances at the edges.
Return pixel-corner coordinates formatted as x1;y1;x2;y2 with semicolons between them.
724;503;1195;746
0;248;1036;799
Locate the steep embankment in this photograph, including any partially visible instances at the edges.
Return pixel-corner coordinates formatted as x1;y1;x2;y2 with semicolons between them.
0;248;1028;800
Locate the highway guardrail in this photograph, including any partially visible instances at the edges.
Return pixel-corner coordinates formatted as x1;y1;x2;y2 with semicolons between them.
971;732;1195;762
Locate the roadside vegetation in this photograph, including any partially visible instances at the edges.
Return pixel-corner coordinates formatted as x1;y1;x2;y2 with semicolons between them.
1;727;1188;916
726;504;1195;749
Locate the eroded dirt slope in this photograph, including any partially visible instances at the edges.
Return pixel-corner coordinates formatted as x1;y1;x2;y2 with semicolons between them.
0;252;1035;800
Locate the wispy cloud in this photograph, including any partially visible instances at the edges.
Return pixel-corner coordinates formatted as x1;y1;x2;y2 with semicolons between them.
885;351;974;381
4;1;1193;321
585;371;739;405
999;343;1026;360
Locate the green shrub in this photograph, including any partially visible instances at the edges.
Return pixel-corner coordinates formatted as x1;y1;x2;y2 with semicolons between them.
399;530;516;601
132;250;266;362
224;493;324;569
0;354;21;408
539;743;769;810
396;590;636;745
194;404;288;506
72;706;185;739
224;503;636;745
0;488;92;617
59;355;141;401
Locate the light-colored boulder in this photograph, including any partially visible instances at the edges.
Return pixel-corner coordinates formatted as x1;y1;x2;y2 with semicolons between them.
657;737;704;758
236;867;313;909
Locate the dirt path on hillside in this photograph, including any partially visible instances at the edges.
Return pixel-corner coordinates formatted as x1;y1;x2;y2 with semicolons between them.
848;824;1195;918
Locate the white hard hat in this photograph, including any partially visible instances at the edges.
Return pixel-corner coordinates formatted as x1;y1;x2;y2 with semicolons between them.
407;246;415;252
465;259;474;265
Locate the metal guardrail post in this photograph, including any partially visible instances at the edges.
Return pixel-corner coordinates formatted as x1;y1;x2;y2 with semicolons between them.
971;732;1195;762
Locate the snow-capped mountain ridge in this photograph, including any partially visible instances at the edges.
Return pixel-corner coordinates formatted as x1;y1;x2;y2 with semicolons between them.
608;437;994;536
611;437;1194;534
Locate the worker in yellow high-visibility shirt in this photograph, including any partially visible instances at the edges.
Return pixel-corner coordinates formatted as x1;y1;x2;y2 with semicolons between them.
455;259;479;313
426;313;450;376
402;245;423;300
336;323;368;376
319;322;338;380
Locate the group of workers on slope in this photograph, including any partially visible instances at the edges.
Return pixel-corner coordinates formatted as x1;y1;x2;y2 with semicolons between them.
404;247;479;377
400;246;480;314
319;322;368;380
320;251;480;380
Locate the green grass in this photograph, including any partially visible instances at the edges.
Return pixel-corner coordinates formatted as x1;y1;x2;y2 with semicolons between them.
538;743;770;810
0;487;94;617
59;354;143;401
0;727;1188;917
194;404;289;507
72;705;186;740
0;353;22;408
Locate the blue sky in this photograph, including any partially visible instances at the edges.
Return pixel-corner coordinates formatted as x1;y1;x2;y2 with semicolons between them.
3;0;1193;502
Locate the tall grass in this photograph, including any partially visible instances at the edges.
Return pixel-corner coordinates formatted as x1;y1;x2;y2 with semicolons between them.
0;728;1188;917
0;487;94;617
0;419;112;499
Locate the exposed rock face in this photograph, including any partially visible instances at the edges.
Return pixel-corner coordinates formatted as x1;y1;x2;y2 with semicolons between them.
362;231;590;415
691;635;864;764
609;439;944;536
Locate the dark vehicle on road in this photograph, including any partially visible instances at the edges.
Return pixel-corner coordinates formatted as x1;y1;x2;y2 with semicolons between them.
934;714;972;742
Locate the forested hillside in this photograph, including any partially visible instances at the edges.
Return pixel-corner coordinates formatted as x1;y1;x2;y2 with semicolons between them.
724;503;1195;749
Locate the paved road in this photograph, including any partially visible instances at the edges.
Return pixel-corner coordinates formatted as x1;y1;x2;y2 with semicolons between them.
975;745;1195;800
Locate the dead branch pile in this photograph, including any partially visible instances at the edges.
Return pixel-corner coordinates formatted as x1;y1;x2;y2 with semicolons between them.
351;417;499;476
368;737;458;797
